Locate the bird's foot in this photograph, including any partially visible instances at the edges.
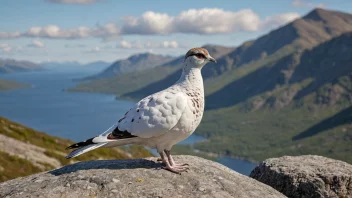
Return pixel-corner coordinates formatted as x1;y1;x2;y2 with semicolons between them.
162;164;189;174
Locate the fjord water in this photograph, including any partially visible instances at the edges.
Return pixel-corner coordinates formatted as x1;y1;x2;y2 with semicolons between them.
0;70;256;175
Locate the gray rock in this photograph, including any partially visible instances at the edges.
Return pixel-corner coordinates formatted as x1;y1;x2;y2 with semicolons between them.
0;155;284;198
250;155;352;198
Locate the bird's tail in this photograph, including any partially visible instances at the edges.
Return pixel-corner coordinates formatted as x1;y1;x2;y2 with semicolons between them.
66;142;108;159
66;124;139;159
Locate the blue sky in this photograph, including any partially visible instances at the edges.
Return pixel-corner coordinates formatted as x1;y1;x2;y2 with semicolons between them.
0;0;351;63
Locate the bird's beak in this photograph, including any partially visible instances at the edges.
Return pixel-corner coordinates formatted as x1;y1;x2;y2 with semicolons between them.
207;56;216;63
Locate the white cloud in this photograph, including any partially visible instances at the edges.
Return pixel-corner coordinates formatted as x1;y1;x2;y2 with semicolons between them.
121;8;299;35
121;12;173;35
171;8;261;34
24;25;92;39
27;40;45;48
0;44;12;52
0;8;300;40
292;0;326;8
117;40;186;49
45;0;101;4
120;9;262;35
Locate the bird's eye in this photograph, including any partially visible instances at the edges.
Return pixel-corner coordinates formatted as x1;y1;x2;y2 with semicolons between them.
195;53;205;59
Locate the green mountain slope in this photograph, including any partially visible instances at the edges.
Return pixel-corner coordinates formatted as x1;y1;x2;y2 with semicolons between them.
0;116;152;182
194;32;352;163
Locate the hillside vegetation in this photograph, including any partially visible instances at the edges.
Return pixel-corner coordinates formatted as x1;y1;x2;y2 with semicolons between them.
69;8;352;163
0;116;152;182
0;79;29;91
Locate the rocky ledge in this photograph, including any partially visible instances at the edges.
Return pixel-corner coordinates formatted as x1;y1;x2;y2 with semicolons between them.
250;155;352;198
0;155;284;198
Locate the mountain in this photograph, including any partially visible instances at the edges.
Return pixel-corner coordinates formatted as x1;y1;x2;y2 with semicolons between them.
83;60;110;70
206;32;352;109
0;59;42;73
0;116;152;182
40;61;82;68
194;32;352;163
81;53;174;81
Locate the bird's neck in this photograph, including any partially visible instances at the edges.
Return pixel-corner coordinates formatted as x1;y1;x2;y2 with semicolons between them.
176;66;204;95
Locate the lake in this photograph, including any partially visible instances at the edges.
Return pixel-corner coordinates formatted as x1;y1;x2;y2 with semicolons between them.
0;70;257;175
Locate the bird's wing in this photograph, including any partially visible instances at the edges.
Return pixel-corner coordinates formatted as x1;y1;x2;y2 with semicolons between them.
117;90;187;138
66;89;187;159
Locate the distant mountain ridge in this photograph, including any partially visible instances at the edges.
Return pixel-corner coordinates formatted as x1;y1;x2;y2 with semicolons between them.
40;60;111;72
81;53;174;81
0;59;42;73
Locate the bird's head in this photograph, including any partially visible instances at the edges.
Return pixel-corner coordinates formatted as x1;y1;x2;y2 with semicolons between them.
184;47;216;69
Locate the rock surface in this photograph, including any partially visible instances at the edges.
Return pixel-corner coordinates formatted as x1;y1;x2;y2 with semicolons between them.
0;155;284;198
250;155;352;198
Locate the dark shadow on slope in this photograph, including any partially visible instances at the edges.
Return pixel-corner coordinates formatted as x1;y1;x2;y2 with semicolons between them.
205;53;297;110
50;158;161;176
291;33;352;100
293;106;352;141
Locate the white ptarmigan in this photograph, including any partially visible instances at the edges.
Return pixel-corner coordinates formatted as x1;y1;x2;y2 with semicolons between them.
66;48;216;173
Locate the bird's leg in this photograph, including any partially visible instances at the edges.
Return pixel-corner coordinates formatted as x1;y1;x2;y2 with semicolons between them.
164;150;189;167
158;151;168;164
158;151;188;174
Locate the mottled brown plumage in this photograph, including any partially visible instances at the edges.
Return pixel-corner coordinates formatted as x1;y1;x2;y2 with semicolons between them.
184;47;210;60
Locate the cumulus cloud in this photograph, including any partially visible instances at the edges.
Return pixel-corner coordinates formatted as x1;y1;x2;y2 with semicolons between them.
117;40;186;49
45;0;102;4
0;8;300;40
292;0;326;8
27;40;45;48
121;8;299;35
0;44;12;52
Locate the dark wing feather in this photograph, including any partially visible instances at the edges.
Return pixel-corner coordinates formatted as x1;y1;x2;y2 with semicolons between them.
108;127;137;140
66;127;137;150
66;137;95;150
